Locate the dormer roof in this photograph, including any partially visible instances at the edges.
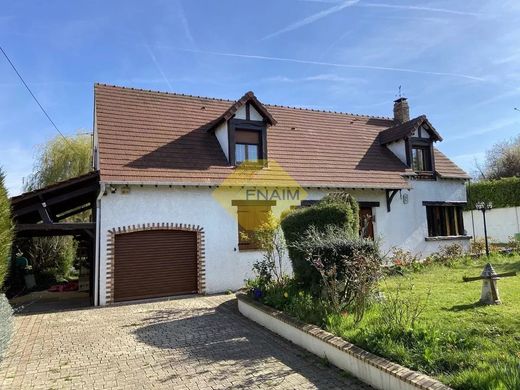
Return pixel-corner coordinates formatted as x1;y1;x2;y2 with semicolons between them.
379;115;443;145
205;91;277;132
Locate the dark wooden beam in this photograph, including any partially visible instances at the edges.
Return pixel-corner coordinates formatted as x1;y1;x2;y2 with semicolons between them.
15;222;95;237
55;203;93;221
386;189;399;212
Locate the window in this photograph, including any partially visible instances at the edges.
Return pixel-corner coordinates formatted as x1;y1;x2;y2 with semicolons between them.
426;205;464;237
236;144;259;164
237;203;271;250
235;130;261;165
412;146;432;172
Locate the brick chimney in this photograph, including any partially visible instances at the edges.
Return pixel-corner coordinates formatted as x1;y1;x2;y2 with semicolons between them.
393;97;410;124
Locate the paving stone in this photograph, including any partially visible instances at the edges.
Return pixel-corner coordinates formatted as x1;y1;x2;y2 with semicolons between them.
0;294;370;389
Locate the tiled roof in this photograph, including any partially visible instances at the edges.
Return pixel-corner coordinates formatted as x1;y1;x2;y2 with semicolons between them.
433;149;471;179
94;84;467;188
379;115;442;145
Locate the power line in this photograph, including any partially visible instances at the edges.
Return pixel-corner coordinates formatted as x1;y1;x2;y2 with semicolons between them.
0;45;75;148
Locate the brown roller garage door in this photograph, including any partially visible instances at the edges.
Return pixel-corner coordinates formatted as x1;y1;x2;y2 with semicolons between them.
113;230;198;302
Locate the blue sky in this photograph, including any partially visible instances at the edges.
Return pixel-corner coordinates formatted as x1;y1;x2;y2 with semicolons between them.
1;0;519;195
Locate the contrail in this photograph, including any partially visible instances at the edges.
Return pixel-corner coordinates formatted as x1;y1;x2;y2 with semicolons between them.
145;44;174;92
297;0;481;16
169;47;485;81
359;3;481;17
262;0;359;40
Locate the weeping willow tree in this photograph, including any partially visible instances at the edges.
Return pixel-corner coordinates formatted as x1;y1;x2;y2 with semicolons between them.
21;133;92;283
25;133;92;191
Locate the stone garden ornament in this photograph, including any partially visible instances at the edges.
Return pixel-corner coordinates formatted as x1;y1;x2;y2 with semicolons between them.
463;263;517;305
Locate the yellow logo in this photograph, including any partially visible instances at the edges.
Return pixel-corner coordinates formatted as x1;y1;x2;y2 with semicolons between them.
212;159;308;220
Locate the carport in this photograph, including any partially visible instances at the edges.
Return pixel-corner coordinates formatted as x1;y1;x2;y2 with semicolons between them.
10;171;100;306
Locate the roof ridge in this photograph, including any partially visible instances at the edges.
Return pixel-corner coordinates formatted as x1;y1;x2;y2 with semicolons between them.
94;83;393;121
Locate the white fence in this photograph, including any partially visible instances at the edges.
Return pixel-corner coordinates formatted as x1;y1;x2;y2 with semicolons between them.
464;207;520;243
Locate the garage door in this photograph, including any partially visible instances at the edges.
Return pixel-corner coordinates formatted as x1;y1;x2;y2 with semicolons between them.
113;230;198;302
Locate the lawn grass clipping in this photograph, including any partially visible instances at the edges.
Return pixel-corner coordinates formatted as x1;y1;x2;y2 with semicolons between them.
326;254;520;389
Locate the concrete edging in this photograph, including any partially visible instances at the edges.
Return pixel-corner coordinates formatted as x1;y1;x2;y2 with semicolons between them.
237;293;451;390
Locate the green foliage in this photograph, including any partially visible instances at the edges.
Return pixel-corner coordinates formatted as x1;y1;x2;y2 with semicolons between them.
293;226;382;322
257;254;520;389
466;177;520;209
26;237;77;283
0;294;13;361
250;213;288;287
318;192;360;234
250;278;330;327
0;170;13;289
25;133;92;191
18;133;92;286
281;193;360;289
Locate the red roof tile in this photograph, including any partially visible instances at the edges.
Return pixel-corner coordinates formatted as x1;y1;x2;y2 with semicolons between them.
94;84;467;188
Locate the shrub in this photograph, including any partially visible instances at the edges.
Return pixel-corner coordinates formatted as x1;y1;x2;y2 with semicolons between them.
427;243;465;266
318;192;360;235
27;236;76;284
0;293;13;361
466;177;520;209
281;194;360;289
379;279;431;331
294;226;382;323
386;248;423;274
0;170;13;289
249;213;288;288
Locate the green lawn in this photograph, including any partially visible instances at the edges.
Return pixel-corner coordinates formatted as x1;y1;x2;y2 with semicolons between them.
327;254;520;389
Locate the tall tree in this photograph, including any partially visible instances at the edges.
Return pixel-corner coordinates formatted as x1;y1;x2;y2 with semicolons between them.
21;133;92;283
25;133;92;191
0;169;13;288
479;135;520;180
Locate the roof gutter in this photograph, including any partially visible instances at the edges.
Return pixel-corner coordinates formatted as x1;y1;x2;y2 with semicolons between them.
102;180;410;190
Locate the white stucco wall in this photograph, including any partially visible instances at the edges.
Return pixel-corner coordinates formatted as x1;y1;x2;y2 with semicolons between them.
97;178;469;304
235;104;262;121
214;122;229;161
387;140;407;164
464;207;520;243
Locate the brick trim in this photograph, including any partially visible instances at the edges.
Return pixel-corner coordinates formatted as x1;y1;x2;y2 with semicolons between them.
105;223;206;304
237;293;451;390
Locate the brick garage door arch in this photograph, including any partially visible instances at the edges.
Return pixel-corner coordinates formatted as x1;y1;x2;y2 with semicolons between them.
105;223;205;303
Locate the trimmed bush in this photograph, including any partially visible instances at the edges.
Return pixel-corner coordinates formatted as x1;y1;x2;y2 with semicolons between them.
0;293;13;361
0;170;13;289
466;177;520;209
281;193;360;290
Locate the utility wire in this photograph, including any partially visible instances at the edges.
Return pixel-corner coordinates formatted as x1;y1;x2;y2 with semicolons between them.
0;45;76;149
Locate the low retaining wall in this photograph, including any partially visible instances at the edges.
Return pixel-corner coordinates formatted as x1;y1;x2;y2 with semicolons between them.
237;293;450;390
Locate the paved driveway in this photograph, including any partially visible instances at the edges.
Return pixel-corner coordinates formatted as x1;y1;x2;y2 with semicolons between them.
0;294;370;389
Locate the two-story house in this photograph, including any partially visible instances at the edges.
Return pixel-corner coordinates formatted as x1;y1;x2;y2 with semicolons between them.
92;84;469;305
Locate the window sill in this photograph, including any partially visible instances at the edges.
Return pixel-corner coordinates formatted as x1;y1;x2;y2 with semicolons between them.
425;235;472;242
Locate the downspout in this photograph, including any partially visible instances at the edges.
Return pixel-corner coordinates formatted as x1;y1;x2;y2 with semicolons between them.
94;182;105;306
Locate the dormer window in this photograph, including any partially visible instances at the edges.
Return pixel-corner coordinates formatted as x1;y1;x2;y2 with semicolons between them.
411;144;432;172
206;91;277;167
235;130;261;164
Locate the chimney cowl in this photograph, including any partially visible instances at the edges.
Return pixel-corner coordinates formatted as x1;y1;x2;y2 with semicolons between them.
393;97;410;124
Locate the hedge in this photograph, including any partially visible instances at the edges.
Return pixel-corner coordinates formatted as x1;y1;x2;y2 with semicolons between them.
280;194;359;290
0;170;13;289
466;177;520;210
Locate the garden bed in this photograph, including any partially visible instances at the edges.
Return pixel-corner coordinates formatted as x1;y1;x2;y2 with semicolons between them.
246;254;520;390
238;293;450;390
